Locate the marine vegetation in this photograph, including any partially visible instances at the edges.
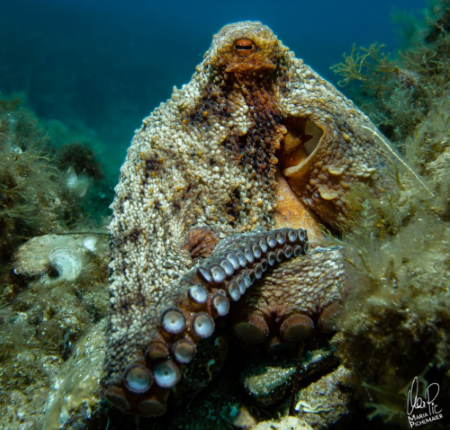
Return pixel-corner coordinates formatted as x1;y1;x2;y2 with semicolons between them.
332;0;450;149
0;94;113;288
0;95;74;289
0;94;112;428
56;142;105;181
331;0;450;427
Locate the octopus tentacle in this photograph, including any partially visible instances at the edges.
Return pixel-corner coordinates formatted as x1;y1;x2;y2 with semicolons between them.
230;245;345;353
103;227;308;416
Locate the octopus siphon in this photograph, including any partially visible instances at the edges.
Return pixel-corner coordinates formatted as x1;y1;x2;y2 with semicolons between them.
102;21;402;416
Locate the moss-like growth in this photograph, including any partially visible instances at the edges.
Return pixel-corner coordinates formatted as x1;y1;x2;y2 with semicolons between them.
0;94;113;289
55;141;114;221
0;234;110;428
0;95;113;426
332;44;426;141
332;43;398;97
333;0;450;146
56;142;104;181
0;96;73;286
332;1;450;426
333;201;450;427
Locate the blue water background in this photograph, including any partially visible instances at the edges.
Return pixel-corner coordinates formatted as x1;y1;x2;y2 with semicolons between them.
0;0;427;176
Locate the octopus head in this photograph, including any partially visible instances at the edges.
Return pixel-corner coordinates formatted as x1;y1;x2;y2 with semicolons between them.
208;21;287;75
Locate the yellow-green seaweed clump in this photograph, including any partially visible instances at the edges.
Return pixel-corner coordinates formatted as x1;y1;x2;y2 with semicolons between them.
331;2;450;426
333;202;450;427
332;0;450;145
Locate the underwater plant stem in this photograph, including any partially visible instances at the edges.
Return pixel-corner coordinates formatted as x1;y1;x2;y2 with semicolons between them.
289;342;305;416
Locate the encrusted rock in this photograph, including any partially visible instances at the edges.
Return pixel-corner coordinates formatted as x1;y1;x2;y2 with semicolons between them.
14;233;107;283
293;364;352;429
252;416;313;430
42;320;107;430
240;343;337;406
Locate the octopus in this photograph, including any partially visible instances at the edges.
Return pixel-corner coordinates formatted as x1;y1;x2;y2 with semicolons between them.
102;21;401;416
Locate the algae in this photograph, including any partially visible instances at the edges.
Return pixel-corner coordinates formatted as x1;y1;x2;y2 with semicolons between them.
0;94;112;290
330;1;450;427
0;94;112;429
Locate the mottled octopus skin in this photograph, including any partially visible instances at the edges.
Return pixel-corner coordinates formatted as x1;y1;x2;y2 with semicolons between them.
231;246;345;352
104;21;399;416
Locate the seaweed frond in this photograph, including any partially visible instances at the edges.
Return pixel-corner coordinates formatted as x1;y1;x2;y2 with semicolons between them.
331;43;398;96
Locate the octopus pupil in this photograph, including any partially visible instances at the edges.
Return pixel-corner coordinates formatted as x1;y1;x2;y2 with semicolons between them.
236;45;252;50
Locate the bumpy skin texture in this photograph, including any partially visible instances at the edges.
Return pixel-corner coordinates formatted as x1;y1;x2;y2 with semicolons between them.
231;246;345;352
104;21;397;416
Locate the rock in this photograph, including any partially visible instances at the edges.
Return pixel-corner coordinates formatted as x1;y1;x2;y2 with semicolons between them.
252;416;313;430
14;233;107;283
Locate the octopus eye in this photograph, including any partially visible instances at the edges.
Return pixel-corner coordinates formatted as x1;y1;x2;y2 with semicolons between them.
234;38;255;56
